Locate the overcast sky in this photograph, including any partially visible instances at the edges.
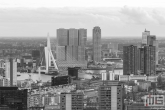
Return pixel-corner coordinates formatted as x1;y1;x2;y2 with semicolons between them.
1;0;165;37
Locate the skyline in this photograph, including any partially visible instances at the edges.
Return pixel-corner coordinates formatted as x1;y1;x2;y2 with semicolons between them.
1;0;165;37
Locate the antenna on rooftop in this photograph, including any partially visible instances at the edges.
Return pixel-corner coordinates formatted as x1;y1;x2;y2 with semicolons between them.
145;28;147;32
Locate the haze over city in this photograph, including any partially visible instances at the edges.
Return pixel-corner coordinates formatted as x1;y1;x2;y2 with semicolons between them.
0;0;165;37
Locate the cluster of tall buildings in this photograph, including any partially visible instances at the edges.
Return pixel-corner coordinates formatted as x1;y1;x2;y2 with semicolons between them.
56;28;87;69
56;26;102;69
123;29;158;75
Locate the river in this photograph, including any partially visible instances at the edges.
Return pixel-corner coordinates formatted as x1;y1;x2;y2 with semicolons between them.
17;69;123;82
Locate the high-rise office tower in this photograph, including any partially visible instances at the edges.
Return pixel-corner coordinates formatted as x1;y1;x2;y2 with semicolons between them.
60;92;84;110
147;35;156;46
5;58;17;86
144;46;156;75
78;29;87;61
137;46;156;75
137;48;145;74
123;45;138;75
142;29;150;45
137;29;158;75
99;81;123;110
57;28;87;69
57;28;68;46
141;29;158;65
93;26;101;62
68;29;78;46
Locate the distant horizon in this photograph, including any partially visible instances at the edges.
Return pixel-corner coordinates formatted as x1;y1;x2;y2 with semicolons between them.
1;0;165;36
0;36;165;39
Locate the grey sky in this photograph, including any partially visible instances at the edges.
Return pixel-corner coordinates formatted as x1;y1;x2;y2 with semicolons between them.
1;0;165;37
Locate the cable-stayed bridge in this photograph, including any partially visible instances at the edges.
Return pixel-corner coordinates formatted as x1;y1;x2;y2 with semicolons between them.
37;33;59;75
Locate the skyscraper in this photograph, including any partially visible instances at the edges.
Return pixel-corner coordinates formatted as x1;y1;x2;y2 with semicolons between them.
141;29;158;65
137;48;145;74
57;28;68;46
144;46;156;75
68;29;78;46
123;45;138;75
57;28;87;70
137;29;158;75
5;58;17;86
137;46;156;75
142;29;150;45
93;26;101;62
147;35;156;46
98;81;123;110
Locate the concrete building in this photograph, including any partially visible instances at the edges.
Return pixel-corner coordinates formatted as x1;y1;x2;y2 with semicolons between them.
5;58;17;86
93;26;101;62
98;81;123;110
144;46;156;75
126;103;164;110
119;75;157;82
137;48;145;74
101;71;115;81
0;59;5;69
60;92;84;110
142;29;150;45
123;45;138;75
42;94;60;106
137;46;156;75
57;46;66;61
78;29;87;46
57;28;68;46
28;94;42;108
69;29;78;46
0;87;27;110
56;28;87;70
141;29;158;65
0;77;10;87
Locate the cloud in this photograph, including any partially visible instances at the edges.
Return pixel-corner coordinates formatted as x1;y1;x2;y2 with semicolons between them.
1;7;165;36
151;9;165;25
119;6;165;25
120;6;157;25
0;7;123;25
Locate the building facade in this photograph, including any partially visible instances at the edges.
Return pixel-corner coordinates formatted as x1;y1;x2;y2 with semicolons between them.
123;45;138;75
0;77;10;87
142;29;150;45
137;48;145;74
60;92;84;110
141;29;158;65
98;81;123;110
144;46;156;75
51;75;71;86
57;28;87;70
93;26;101;62
0;87;27;110
5;58;17;86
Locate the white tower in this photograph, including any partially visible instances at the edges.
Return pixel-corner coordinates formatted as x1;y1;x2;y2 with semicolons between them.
39;33;59;74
